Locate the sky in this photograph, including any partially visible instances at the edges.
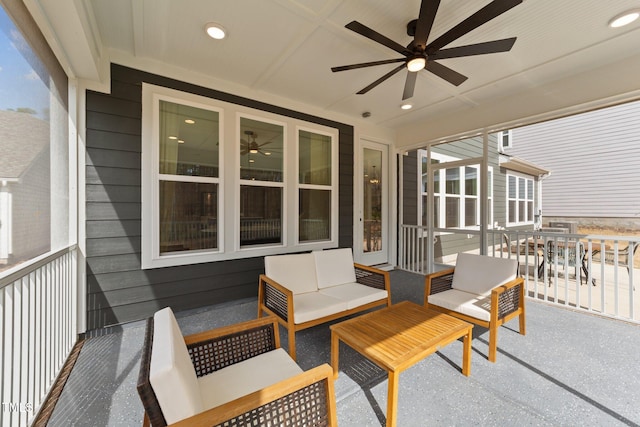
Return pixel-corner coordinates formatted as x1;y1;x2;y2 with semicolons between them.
0;7;50;121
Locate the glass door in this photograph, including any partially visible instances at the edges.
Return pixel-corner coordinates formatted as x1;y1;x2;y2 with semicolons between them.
358;141;388;265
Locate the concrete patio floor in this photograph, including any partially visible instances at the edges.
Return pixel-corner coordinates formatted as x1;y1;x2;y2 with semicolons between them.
47;270;640;426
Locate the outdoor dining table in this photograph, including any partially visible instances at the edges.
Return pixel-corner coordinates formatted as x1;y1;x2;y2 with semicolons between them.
527;237;609;285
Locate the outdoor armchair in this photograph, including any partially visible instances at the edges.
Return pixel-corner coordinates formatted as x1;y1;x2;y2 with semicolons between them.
137;308;337;426
424;253;526;362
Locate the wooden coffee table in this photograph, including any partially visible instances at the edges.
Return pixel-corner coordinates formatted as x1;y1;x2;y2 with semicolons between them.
330;301;473;427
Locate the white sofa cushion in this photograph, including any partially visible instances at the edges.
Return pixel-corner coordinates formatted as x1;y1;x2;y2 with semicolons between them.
264;253;317;295
313;248;357;289
428;289;492;322
292;292;348;324
319;282;388;310
150;307;203;424
452;253;518;296
199;348;302;410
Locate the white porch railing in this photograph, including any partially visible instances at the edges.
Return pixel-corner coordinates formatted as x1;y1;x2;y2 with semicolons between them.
0;246;78;426
399;225;639;323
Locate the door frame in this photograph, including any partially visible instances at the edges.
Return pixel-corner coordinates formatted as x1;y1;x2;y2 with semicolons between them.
354;138;392;266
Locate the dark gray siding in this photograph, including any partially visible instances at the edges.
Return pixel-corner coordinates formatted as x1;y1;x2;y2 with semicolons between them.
85;64;354;330
402;151;418;225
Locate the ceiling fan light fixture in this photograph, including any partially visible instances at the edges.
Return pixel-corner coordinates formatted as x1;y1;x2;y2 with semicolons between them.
609;9;640;27
205;22;226;39
249;148;258;154
406;56;426;72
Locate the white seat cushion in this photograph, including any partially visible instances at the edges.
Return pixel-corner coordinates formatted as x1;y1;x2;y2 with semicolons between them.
452;253;518;296
199;348;302;410
150;307;204;424
313;248;357;289
428;289;491;322
292;292;348;324
319;282;388;310
264;253;317;295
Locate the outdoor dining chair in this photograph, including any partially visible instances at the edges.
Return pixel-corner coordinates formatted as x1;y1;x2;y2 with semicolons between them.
602;242;638;274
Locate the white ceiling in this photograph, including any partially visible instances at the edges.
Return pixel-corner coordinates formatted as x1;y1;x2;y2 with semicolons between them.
27;0;640;148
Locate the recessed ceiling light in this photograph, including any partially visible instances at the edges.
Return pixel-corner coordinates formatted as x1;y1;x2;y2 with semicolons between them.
168;136;178;140
205;22;226;39
609;9;640;28
184;119;195;124
249;159;255;163
401;104;413;110
178;140;185;144
264;152;272;156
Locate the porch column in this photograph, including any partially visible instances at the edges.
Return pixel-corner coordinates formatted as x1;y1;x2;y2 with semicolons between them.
480;130;489;254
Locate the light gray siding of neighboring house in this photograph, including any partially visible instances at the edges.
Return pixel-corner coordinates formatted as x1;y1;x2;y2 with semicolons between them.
506;100;640;219
401;133;527;261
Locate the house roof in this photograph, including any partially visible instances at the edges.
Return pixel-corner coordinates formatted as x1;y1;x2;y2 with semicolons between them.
0;110;49;180
499;154;550;177
26;1;640;147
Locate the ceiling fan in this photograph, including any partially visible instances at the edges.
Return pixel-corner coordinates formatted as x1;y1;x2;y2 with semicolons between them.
331;0;522;100
240;130;277;156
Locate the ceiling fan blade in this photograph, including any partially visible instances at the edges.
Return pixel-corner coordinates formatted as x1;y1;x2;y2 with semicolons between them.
402;71;418;100
413;0;441;50
332;58;406;72
431;37;516;60
345;21;409;56
425;61;468;86
356;63;406;95
426;0;522;54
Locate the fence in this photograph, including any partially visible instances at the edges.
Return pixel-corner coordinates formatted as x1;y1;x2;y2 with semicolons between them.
0;246;78;426
399;225;639;323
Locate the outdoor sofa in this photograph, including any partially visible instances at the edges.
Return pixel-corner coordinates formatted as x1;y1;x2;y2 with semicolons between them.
258;247;391;360
137;307;337;426
424;252;526;362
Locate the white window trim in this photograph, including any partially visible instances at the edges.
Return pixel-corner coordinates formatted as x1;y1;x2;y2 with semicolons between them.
498;130;512;151
142;83;338;269
419;150;492;230
295;125;338;246
506;172;535;226
236;113;287;252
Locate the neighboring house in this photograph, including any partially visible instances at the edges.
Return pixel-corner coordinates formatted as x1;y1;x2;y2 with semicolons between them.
504;100;640;230
0;110;50;266
402;134;548;262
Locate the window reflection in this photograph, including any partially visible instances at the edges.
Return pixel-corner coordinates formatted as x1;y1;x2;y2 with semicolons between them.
363;148;382;253
159;182;218;253
158;100;220;255
0;6;68;273
240;186;282;246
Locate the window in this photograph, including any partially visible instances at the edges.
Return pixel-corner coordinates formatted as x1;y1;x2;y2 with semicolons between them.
0;4;69;274
507;173;534;225
298;129;332;242
498;130;512;150
142;85;338;268
239;116;284;247
158;100;221;254
420;152;492;229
